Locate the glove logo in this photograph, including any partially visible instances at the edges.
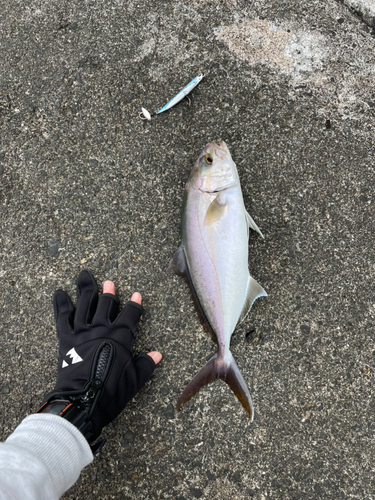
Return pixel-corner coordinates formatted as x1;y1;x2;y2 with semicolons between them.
62;348;83;368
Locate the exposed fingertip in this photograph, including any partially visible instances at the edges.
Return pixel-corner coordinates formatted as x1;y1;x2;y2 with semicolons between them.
103;281;115;295
147;351;162;365
131;292;142;305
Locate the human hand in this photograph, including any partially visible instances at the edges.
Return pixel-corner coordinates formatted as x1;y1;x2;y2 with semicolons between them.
101;279;161;365
37;270;161;448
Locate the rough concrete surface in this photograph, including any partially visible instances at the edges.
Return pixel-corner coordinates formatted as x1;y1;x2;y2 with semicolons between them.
341;0;375;27
0;0;374;499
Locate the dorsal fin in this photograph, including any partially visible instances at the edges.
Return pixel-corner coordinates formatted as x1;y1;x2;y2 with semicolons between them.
237;275;267;326
168;246;216;342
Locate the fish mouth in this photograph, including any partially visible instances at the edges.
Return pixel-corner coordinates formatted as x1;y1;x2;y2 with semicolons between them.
211;140;228;153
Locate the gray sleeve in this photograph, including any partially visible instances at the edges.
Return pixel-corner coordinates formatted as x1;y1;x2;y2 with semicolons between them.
0;413;94;500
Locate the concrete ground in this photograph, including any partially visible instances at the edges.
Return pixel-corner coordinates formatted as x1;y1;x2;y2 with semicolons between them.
1;0;375;498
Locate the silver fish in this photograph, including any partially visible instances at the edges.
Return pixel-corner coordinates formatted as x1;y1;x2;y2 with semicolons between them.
169;141;267;420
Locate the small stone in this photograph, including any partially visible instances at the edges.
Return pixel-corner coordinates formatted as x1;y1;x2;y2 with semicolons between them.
123;430;135;443
0;166;4;175
90;159;98;168
189;488;203;498
1;385;10;395
231;471;242;483
300;324;310;335
246;329;262;346
48;238;60;257
36;227;43;233
206;470;215;481
164;403;175;420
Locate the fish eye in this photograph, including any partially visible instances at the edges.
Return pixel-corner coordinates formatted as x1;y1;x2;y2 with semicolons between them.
204;155;213;165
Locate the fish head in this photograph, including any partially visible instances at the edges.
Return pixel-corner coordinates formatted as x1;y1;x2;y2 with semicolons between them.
187;141;239;194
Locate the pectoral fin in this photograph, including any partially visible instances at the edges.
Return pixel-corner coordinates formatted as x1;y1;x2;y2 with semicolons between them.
246;211;264;238
237;275;267;326
204;194;227;227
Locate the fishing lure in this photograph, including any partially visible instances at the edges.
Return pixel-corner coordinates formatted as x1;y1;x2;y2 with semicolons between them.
140;73;204;120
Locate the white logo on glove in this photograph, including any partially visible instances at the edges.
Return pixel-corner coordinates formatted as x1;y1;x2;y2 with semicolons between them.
62;348;83;368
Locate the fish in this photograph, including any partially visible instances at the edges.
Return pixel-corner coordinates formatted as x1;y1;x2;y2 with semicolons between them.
168;141;267;420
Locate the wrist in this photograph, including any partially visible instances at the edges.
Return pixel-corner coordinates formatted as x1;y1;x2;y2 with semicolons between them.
36;398;105;455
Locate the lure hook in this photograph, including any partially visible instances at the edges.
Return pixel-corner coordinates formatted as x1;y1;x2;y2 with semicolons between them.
139;107;152;121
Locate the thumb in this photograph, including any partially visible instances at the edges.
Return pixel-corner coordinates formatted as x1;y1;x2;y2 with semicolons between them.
147;351;162;364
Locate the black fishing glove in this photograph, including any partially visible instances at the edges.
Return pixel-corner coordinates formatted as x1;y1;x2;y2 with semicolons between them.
36;270;155;452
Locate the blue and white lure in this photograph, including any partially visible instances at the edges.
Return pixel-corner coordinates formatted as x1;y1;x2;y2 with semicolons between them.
140;73;204;120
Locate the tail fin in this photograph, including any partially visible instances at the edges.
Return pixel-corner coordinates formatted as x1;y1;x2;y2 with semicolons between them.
177;352;254;421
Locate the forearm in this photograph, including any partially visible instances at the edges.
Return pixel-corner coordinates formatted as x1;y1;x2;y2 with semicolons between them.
0;414;93;500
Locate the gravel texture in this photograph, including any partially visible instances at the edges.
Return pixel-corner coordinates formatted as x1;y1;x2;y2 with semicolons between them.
0;1;375;499
341;0;375;27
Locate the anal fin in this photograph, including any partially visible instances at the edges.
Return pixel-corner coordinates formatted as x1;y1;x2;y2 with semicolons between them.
237;275;267;326
246;211;264;239
167;245;187;277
